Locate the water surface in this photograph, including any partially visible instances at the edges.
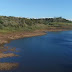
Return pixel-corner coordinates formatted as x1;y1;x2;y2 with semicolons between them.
1;31;72;72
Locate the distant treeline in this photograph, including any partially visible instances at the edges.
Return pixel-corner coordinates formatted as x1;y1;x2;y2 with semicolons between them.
0;16;72;31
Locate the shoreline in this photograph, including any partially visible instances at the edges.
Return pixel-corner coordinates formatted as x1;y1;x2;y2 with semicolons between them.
0;30;46;46
0;28;71;71
0;28;70;59
0;28;69;46
0;30;47;59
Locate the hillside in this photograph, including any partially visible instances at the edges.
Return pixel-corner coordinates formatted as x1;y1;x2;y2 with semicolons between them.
0;16;72;32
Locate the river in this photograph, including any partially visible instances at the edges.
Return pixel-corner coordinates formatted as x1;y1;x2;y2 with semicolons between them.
1;31;72;72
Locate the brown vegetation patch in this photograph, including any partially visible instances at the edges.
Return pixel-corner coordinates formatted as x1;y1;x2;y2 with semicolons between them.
0;63;19;70
9;48;19;52
0;48;8;53
0;53;18;58
9;48;16;51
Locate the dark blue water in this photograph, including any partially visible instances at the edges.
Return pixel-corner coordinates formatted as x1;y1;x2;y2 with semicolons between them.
1;31;72;72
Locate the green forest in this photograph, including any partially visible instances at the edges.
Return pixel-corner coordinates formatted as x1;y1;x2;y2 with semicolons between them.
0;16;72;32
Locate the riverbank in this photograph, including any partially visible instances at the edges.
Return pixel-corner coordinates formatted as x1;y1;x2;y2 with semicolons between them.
0;29;47;59
0;28;70;71
0;28;67;45
0;30;46;45
0;28;69;59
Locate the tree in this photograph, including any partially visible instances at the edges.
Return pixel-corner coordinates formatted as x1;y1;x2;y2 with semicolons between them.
0;20;3;24
0;24;4;29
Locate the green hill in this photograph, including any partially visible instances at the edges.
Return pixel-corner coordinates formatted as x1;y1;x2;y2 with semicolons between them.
0;16;72;32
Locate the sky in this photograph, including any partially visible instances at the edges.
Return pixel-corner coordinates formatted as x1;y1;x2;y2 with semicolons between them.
0;0;72;19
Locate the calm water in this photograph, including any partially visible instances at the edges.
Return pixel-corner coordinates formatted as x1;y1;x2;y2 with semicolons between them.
1;31;72;72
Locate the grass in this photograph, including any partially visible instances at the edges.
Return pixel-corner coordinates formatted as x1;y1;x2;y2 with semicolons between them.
0;22;72;34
